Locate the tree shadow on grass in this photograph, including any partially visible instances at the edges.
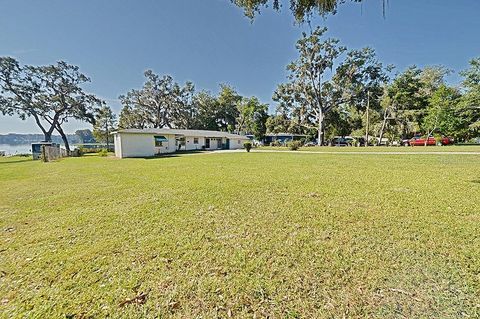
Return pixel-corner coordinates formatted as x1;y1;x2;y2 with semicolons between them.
0;158;33;165
471;179;480;184
143;154;181;160
143;150;209;160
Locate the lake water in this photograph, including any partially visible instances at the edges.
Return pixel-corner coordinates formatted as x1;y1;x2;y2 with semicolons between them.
0;144;33;155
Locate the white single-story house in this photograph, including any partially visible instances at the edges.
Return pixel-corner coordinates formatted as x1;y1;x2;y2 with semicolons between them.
113;128;249;158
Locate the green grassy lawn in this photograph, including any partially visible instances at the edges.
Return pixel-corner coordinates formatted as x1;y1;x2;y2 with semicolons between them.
258;145;480;152
1;153;479;318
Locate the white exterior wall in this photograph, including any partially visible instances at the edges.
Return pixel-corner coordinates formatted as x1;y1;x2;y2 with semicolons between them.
114;132;247;158
184;136;205;151
115;133;176;158
119;133;154;158
153;134;176;155
204;137;224;150
229;138;245;150
114;134;123;157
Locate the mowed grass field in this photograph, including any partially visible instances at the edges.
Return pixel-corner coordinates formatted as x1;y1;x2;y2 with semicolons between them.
259;145;480;153
1;151;479;318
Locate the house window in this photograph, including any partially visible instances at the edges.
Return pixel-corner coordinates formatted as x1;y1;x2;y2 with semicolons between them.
194;138;199;144
154;135;168;147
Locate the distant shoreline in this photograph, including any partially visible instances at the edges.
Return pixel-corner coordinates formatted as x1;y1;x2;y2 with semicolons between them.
0;133;80;145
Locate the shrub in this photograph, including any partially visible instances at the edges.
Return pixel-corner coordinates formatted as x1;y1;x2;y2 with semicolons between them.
98;149;108;157
349;138;358;147
287;140;302;151
244;142;252;152
72;148;84;157
76;147;98;154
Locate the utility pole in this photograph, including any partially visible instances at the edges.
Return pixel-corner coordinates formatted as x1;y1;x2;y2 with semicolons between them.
105;120;109;151
365;91;370;147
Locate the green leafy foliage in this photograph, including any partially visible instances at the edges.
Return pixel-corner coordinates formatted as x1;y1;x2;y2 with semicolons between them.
231;0;366;22
93;105;117;146
236;96;269;139
273;27;347;145
0;57;102;150
97;149;108;157
118;71;195;129
287;140;302;150
422;85;462;139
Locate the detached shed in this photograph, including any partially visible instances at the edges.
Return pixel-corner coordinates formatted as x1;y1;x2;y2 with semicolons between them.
113;128;249;158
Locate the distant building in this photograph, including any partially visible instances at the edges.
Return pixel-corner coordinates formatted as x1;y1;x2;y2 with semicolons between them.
113;128;249;158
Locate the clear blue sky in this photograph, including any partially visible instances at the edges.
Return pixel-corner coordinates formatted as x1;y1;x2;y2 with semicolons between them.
0;0;479;134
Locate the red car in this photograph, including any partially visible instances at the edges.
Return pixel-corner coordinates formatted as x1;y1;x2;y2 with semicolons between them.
406;136;453;146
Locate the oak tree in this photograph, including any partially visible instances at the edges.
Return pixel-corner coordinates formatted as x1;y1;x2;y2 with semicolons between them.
0;57;102;151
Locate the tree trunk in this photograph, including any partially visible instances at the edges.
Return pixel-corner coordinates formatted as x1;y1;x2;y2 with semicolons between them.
378;108;389;146
32;113;54;142
365;91;370;147
425;116;439;146
317;110;324;146
44;125;57;143
43;131;52;143
105;121;110;151
55;124;71;153
61;132;70;153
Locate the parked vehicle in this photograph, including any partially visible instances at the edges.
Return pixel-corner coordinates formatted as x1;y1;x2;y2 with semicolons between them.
329;136;365;147
405;135;453;146
304;141;317;147
375;137;389;146
329;136;349;147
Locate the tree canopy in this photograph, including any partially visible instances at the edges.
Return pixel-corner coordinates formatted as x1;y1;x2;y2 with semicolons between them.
119;71;268;137
0;57;102;151
2;52;479;149
272;27;390;144
118;71;195;129
93;105;117;148
231;0;365;22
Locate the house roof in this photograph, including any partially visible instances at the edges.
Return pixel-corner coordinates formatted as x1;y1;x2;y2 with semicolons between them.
115;128;250;140
265;133;308;137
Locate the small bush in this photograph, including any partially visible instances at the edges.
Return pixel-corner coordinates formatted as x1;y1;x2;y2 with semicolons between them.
72;148;84;157
244;142;252;152
98;149;108;157
287;140;302;151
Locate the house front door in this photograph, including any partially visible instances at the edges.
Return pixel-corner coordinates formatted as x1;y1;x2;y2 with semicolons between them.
205;138;210;149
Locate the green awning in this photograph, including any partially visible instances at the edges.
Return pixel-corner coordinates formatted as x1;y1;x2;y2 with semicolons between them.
154;135;168;142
